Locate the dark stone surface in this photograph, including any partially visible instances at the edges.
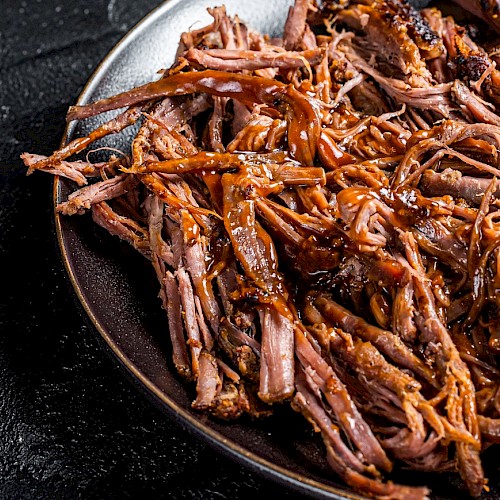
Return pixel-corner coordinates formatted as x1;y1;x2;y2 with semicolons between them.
0;1;303;498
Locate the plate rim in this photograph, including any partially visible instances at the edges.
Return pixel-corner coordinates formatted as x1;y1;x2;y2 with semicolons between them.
52;1;363;498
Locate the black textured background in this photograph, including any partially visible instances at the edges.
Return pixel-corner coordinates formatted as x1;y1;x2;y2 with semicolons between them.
0;1;303;498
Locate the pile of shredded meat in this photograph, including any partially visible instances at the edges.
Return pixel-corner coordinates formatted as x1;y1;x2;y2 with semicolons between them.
21;0;500;497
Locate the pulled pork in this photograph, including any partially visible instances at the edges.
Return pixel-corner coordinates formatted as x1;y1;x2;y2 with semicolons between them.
22;0;500;498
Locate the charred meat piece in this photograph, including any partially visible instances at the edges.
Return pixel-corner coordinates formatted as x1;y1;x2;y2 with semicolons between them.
331;0;442;87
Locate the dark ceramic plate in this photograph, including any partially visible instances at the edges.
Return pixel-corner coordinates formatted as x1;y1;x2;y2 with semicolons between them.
53;1;498;499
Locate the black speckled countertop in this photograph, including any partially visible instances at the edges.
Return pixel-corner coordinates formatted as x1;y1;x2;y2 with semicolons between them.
0;1;303;498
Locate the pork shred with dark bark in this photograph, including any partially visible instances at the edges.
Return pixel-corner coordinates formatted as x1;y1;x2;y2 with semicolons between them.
22;0;500;497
